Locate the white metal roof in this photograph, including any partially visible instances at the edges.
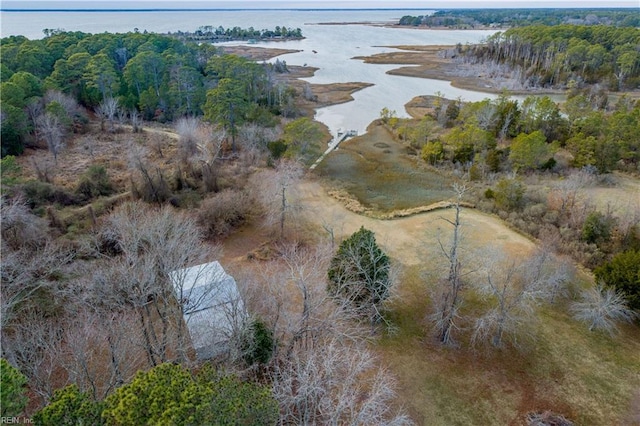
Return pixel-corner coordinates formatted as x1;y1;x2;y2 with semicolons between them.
169;261;245;359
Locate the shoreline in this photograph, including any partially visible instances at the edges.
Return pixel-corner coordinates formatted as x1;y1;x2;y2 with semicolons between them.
354;44;565;96
221;43;639;117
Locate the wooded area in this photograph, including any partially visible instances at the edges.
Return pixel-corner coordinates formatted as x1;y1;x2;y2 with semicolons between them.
399;8;640;28
462;25;640;91
1;29;297;157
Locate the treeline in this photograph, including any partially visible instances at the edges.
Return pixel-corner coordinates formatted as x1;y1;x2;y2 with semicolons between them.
386;90;640;270
407;91;640;179
171;25;303;43
398;8;640;28
461;25;640;91
1;30;296;156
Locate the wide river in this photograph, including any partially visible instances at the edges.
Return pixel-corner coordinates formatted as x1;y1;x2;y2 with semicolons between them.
1;9;500;135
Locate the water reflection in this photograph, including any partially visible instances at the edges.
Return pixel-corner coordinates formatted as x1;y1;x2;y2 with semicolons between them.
233;25;500;135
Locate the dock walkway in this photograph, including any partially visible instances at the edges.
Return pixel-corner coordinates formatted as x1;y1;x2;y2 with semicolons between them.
310;129;357;170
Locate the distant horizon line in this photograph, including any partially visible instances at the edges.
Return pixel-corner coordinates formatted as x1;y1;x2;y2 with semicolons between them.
3;6;638;12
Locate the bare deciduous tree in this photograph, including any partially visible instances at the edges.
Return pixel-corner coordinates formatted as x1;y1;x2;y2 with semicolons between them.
2;315;67;406
252;159;304;238
1;242;74;330
97;201;220;364
430;183;467;345
130;109;142;133
96;96;119;133
1;196;47;250
271;339;412;425
127;142;171;204
196;126;225;193
548;167;596;228
31;157;56;183
36;112;64;162
240;242;363;360
61;305;145;400
43;90;80;121
176;116;201;159
570;284;636;334
237;241;412;423
471;248;571;348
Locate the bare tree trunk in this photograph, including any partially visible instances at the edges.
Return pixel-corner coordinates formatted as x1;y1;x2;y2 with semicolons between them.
433;184;466;345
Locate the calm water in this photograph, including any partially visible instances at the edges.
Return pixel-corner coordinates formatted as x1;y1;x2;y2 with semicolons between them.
1;9;499;134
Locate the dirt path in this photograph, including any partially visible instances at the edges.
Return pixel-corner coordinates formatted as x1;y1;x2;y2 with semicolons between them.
296;179;536;266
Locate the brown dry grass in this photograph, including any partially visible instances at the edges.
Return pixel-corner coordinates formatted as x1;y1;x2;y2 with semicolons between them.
292;176;640;425
16;123;179;193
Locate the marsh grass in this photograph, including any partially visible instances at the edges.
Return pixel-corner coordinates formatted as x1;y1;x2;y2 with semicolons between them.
315;123;454;214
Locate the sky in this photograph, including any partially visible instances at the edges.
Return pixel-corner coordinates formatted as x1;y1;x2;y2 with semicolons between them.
2;0;639;9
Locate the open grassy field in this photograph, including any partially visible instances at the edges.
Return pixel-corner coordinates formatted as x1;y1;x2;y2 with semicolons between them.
281;173;640;425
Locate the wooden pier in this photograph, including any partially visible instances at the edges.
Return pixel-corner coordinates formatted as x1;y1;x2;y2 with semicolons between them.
310;129;358;170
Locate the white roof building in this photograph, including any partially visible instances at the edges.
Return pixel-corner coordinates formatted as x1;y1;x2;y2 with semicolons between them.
169;261;245;360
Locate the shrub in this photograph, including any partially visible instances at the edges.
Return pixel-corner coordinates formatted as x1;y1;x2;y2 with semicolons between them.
493;178;525;211
267;139;288;160
581;211;615;245
22;180;81;208
421;140;444;165
0;359;28;417
484;188;495;199
595;250;640;312
75;165;114;200
241;318;275;366
571;285;636;334
197;189;253;239
131;169;171;205
1;155;22;187
33;384;104;425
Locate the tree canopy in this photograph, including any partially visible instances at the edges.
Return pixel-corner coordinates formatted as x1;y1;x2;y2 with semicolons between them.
328;227;392;323
101;363;278;426
595;250;640;312
465;25;640;90
0;359;28;417
1;29;297;155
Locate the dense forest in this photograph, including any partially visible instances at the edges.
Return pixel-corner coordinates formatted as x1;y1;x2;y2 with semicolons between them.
170;25;304;43
1;29;297;157
460;25;640;91
399;8;640;28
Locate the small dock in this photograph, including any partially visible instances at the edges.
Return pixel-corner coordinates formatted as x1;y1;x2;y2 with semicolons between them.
310;129;358;170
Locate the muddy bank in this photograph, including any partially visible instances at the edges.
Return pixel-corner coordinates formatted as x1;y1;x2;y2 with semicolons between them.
220;45;301;61
354;45;564;96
